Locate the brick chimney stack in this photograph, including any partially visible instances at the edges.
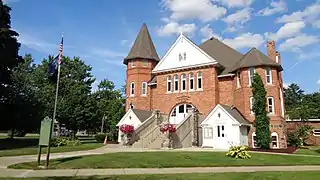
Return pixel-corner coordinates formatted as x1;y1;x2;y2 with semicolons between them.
267;40;277;62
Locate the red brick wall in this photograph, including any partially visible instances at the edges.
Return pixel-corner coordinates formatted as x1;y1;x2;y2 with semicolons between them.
218;76;234;106
287;121;320;145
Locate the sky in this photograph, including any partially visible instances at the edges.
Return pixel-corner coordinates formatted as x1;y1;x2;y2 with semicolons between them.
4;0;320;93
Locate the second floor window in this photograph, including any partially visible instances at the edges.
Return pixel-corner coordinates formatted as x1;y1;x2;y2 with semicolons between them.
268;97;275;114
130;82;134;96
237;71;241;88
141;82;147;96
174;75;179;92
167;76;171;92
197;72;202;89
189;73;194;90
248;67;255;86
181;74;186;91
266;67;272;84
250;97;254;114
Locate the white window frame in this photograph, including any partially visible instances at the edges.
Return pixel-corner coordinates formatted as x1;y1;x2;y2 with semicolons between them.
237;71;241;88
167;76;172;93
197;72;203;90
313;129;320;136
189;73;194;91
252;132;258;148
268;97;275;115
174;75;179;92
271;132;279;148
265;67;272;84
181;74;186;91
141;82;147;96
248;67;255;86
131;60;136;67
203;127;213;139
250;97;254;115
130;82;134;97
141;59;148;67
217;125;225;138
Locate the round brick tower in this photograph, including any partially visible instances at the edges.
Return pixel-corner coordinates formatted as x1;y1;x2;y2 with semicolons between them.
123;23;160;112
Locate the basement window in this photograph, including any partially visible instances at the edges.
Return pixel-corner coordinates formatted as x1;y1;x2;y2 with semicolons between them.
314;129;320;136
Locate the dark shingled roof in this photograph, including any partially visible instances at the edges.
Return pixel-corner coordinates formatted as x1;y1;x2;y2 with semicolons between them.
227;47;283;73
149;75;157;84
199;37;243;73
132;109;153;123
123;23;160;65
220;104;251;125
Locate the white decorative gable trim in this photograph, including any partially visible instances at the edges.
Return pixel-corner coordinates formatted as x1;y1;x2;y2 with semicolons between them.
152;34;218;73
116;109;140;126
201;104;239;126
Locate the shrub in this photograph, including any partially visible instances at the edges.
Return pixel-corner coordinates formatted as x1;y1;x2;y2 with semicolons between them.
315;149;320;154
50;137;81;147
95;133;106;143
226;145;251;159
7;130;27;137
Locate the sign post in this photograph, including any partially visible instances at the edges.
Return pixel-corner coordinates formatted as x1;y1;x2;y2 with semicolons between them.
37;116;53;167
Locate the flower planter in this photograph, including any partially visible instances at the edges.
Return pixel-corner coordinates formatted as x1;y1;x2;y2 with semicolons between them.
120;124;134;146
160;123;175;149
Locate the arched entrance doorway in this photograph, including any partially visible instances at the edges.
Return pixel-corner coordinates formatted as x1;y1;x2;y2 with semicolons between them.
169;103;196;124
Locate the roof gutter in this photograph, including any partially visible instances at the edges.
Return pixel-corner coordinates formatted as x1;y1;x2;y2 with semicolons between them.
217;73;235;78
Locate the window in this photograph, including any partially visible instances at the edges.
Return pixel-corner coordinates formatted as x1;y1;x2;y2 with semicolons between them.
237;71;241;88
266;67;272;84
174;75;179;92
248;67;255;86
171;108;176;117
131;60;136;67
167;76;172;92
141;82;147;96
313;129;320;136
130;82;134;96
183;52;186;60
181;74;186;91
141;59;148;67
250;97;254;114
217;125;225;137
197;72;202;89
268;97;275;115
178;104;184;113
189;73;194;90
271;132;279;148
179;53;183;61
204;127;213;139
252;132;258;148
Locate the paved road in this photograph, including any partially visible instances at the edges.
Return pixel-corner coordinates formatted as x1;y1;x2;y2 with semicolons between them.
1;166;320;178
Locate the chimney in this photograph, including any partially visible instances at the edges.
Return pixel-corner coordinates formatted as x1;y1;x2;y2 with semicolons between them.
275;51;281;64
267;40;276;62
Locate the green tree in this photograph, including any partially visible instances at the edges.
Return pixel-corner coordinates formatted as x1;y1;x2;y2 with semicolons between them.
252;73;270;149
284;83;304;113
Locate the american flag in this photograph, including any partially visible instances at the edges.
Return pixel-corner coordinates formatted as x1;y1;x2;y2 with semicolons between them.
58;36;64;65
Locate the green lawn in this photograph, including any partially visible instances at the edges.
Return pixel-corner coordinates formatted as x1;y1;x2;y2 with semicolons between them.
9;151;320;169
0;136;103;157
295;147;320;156
2;171;320;180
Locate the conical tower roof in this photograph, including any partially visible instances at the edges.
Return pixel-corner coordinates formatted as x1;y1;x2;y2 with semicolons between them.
123;23;160;65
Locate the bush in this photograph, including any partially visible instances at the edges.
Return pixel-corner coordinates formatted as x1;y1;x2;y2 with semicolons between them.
315;149;320;154
50;137;81;147
95;133;106;143
226;145;251;159
287;131;302;147
7;130;27;137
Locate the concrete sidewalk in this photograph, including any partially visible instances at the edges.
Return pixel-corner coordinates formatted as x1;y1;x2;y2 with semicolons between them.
1;165;320;178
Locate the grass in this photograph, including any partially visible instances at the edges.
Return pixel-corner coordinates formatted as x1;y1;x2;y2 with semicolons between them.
295;146;320;156
9;151;320;169
0;136;103;157
2;171;320;180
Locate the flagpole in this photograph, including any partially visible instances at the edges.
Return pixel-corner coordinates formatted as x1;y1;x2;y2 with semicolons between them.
46;34;63;168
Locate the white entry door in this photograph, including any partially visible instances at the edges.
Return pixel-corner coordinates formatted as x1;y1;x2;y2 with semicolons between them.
213;125;228;149
169;104;193;124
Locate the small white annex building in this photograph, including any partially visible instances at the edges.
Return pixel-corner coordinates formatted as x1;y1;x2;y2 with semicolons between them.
201;104;251;150
116;109;153;143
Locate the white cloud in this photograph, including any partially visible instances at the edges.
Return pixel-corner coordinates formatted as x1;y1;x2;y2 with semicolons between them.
264;21;306;41
200;24;222;42
161;0;226;22
283;83;289;89
317;79;320;85
279;34;320;52
3;0;20;4
222;33;265;49
157;22;197;37
223;8;252;32
17;31;58;54
214;0;254;7
312;20;320;28
276;1;320;24
90;48;126;59
258;0;287;16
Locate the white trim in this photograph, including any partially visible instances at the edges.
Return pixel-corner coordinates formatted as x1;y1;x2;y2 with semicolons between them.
286;119;320;122
248;67;255;86
147;82;157;86
130;82;135;97
280;88;285;118
174;74;179;92
236;71;241;88
189;73;194;91
141;82;147;96
267;97;275;115
152;34;218;73
276;55;279;63
181;74;187;91
116;109;140;126
250;97;254;115
217;73;235;78
152;62;217;74
265;67;272;84
313;129;320;136
167;76;172;93
197;71;203;90
203;127;213;139
271;132;279;148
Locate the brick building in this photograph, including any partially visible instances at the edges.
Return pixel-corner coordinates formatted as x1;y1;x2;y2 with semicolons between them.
119;23;287;149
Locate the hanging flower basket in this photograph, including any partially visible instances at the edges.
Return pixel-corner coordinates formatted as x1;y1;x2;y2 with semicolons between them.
160;123;176;133
120;124;134;134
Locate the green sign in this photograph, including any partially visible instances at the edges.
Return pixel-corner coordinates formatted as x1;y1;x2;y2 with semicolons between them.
39;116;53;146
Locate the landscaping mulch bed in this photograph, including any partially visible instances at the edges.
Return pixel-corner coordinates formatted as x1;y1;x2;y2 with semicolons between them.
249;146;298;154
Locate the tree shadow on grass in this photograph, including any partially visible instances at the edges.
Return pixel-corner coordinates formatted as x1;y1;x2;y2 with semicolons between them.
0;137;39;150
56;156;82;163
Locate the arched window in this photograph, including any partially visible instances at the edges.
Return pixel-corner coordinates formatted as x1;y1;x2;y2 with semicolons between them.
189;73;194;90
141;82;147;96
252;132;258;148
250;97;254;114
130;82;134;96
174;75;179;92
181;74;186;91
271;132;279;148
167;76;172;92
267;97;275;115
197;72;202;90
